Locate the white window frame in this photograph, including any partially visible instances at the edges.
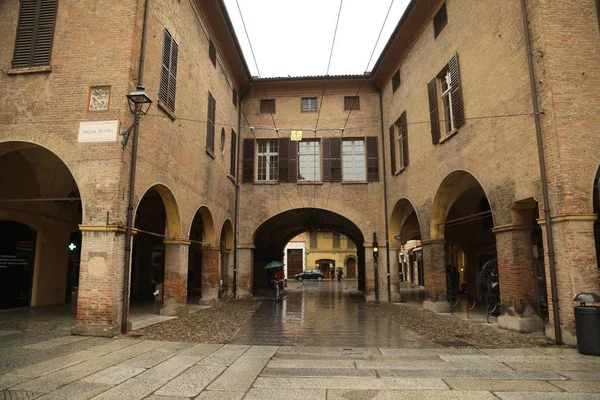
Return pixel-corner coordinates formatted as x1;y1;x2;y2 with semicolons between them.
257;140;278;181
342;139;366;181
301;97;318;112
298;140;320;181
396;125;405;171
440;68;455;135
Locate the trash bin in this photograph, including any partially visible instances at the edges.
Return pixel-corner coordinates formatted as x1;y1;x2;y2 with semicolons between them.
573;292;600;356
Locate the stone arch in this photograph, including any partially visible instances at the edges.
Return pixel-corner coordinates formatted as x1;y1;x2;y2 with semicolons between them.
389;198;422;246
430;170;495;240
219;219;234;250
188;205;215;246
136;183;182;239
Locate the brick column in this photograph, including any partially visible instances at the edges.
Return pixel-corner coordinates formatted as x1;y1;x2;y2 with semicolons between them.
72;225;126;337
493;224;544;332
237;245;254;299
422;239;449;312
161;238;190;316
539;215;600;345
201;246;220;303
388;245;401;302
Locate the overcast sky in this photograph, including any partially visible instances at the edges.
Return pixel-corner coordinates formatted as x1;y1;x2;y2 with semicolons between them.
222;0;411;78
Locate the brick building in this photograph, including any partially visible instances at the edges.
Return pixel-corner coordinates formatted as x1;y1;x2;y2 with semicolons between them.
0;0;599;344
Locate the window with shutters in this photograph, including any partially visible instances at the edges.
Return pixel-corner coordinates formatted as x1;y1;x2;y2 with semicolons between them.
260;99;276;114
159;29;179;115
298;141;320;181
333;232;340;249
344;96;360;111
12;0;58;69
310;232;318;249
392;70;401;93
366;137;379;181
206;92;216;155
209;40;216;67
230;130;237;178
322;138;341;182
427;54;465;145
301;97;318;112
390;111;409;174
342;140;366;181
257;140;278;181
433;3;448;38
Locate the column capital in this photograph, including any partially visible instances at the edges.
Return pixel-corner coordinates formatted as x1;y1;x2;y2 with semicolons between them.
537;214;597;226
202;245;221;252
421;238;445;246
79;224;127;234
238;243;255;250
491;224;532;233
163;237;191;246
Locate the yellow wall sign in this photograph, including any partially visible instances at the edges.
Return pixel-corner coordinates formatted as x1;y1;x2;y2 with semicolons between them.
290;130;303;141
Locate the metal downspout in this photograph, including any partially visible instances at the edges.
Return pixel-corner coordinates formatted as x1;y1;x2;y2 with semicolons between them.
377;88;392;302
122;0;151;335
519;0;561;344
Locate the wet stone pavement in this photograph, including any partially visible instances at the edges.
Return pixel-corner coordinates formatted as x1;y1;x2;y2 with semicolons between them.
230;280;439;348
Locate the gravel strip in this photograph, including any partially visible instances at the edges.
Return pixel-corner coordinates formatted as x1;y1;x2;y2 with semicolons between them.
363;303;552;348
132;300;262;343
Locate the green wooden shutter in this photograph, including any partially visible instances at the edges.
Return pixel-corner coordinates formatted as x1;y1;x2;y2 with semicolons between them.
428;78;441;144
242;138;255;183
13;0;58;68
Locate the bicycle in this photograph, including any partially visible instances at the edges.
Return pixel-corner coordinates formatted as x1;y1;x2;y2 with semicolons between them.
272;279;283;301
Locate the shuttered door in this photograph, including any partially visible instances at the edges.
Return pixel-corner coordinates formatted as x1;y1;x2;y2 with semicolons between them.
206;93;216;154
389;125;396;174
448;53;465;128
13;0;58;68
242;138;255;183
401;111;409;167
278;137;290;182
427;78;441;144
323;138;341;182
366;137;379;181
230;130;237;177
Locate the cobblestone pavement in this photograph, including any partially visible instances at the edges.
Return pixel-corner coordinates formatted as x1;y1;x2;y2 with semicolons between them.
231;281;437;348
0;333;599;399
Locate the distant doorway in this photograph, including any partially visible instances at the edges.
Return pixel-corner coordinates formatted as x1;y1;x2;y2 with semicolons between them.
0;221;36;309
345;256;356;278
287;249;303;278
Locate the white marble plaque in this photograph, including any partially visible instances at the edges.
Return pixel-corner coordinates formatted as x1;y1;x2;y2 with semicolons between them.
78;120;119;142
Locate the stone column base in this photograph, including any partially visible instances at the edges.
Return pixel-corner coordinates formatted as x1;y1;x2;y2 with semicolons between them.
72;323;121;337
423;300;450;313
498;315;544;333
545;324;577;346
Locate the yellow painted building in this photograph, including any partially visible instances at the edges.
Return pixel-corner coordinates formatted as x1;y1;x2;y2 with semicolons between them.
305;232;357;279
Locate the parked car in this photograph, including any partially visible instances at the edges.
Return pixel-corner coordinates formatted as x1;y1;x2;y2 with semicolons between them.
294;269;324;281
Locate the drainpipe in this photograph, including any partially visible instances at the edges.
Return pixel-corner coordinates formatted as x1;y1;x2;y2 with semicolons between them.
377;88;392;302
233;84;251;298
121;0;151;335
519;0;561;344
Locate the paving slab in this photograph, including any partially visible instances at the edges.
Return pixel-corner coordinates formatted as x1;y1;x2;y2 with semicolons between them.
208;356;270;391
179;343;223;358
154;366;225;397
88;378;165;400
0;374;33;391
377;369;566;380
243;346;279;357
261;367;376;378
267;359;356;369
0;331;21;337
137;355;205;382
494;392;600;400
8;350;101;378
145;396;190;400
243;388;325;400
532;347;580;356
326;390;498;399
480;349;549;356
505;362;598;371
85;339;141;354
253;377;449;390
82;365;146;385
197;345;249;367
378;348;483;357
34;381;112;400
277;347;380;356
118;342;192;369
440;355;561;363
549;380;600;392
444;379;561;392
0;389;42;399
555;370;600;381
194;391;246;399
356;360;511;371
22;336;88;350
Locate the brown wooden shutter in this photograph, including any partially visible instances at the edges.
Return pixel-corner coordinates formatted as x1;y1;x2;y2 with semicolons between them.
448;53;465;128
159;30;172;107
209;40;216;67
323;138;331;181
242;138;255;183
401;111;409;167
322;138;341;182
206;93;215;154
389;125;396;174
13;0;58;68
167;39;178;112
289;141;298;182
278;137;290;182
427;78;441;144
366;137;379;181
230;130;237;178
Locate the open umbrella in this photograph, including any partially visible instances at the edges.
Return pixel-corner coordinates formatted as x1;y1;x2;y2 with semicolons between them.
264;260;284;270
478;258;497;284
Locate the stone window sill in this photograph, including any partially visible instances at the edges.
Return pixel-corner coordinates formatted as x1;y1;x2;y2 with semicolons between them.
7;66;53;75
157;101;176;121
439;128;458;144
341;181;368;185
